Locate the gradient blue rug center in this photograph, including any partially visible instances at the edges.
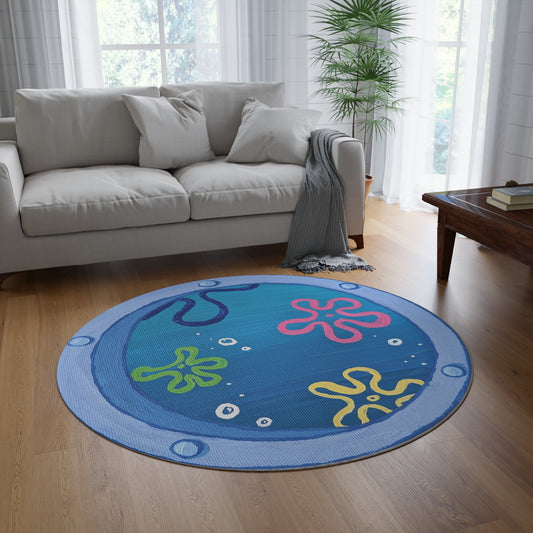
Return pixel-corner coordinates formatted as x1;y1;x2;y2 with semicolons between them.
57;275;471;470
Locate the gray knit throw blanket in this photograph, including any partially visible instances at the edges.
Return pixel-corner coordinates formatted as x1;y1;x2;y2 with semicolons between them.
282;129;374;274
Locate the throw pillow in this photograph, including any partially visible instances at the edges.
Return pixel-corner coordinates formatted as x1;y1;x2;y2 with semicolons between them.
226;98;322;165
122;89;214;169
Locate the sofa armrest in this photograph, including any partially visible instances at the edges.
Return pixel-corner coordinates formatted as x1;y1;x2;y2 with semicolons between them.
0;141;24;215
0;141;31;277
330;135;366;238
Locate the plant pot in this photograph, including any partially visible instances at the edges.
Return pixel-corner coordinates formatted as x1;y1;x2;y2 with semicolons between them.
365;174;374;203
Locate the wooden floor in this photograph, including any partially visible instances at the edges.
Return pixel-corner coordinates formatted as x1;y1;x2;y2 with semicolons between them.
1;197;532;533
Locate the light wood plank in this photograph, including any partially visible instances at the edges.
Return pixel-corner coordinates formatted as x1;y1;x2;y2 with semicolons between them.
1;198;532;532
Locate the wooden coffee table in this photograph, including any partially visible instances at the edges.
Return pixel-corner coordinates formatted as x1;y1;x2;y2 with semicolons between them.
422;185;533;281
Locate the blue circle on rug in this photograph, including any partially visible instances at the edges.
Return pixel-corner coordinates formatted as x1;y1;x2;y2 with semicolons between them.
57;275;471;470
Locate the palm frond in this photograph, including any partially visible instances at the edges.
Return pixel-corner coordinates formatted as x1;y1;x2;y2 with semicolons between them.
309;0;411;148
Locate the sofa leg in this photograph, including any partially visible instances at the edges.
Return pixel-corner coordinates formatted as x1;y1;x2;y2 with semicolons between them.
0;272;17;289
349;234;364;249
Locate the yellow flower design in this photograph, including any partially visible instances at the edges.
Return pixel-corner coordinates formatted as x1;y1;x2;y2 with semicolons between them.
309;366;424;427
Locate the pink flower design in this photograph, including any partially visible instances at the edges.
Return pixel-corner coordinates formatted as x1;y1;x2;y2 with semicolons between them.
277;298;391;343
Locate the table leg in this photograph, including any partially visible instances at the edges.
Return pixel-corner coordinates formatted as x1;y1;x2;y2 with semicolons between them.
437;212;456;281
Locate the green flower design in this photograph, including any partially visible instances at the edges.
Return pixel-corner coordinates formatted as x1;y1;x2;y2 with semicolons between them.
131;346;228;394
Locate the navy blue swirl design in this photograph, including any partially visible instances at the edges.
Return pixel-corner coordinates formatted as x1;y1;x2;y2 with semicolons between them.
172;283;259;326
139;284;260;325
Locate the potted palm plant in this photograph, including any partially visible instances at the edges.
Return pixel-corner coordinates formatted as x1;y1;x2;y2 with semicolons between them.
308;0;411;200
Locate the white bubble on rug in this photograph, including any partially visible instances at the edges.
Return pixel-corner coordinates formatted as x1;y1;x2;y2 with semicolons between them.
388;338;403;346
215;403;240;419
198;280;220;287
339;282;359;290
218;338;237;346
170;439;207;458
68;336;93;346
441;364;467;377
241;346;251;351
256;417;272;427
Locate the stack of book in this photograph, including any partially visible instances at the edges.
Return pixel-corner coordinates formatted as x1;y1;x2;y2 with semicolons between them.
486;185;533;211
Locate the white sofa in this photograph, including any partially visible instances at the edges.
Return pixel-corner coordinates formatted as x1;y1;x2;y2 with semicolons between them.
0;82;366;285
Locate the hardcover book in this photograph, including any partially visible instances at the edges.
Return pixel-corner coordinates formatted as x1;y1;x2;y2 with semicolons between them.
491;186;533;205
486;196;533;211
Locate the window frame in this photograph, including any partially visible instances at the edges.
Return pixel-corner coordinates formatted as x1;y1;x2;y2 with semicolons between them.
98;0;220;85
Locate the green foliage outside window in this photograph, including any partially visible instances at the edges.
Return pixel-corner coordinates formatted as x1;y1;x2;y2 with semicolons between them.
97;0;158;45
96;0;218;87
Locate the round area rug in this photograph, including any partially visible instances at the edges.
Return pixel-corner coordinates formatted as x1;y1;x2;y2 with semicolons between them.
57;275;471;470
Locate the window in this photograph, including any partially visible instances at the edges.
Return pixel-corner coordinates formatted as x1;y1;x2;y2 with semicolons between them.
427;0;467;180
424;0;493;189
96;0;219;87
379;0;495;209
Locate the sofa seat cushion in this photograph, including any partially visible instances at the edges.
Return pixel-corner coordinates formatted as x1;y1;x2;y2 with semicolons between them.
20;166;190;236
173;157;305;220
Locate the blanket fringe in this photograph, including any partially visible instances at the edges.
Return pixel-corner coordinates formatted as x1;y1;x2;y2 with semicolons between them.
281;253;375;274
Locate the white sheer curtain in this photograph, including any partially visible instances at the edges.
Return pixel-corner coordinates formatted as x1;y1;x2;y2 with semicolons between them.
57;0;103;89
217;0;252;81
0;0;102;117
376;0;497;210
218;0;309;106
481;0;532;187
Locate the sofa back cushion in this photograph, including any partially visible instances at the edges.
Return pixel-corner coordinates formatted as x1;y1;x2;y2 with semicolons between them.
0;117;17;141
15;86;159;175
160;82;285;155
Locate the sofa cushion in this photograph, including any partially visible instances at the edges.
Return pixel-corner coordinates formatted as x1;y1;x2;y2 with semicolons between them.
173;157;305;220
160;82;285;155
226;98;321;165
20;166;190;236
0;117;16;141
122;89;214;169
15;86;160;175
